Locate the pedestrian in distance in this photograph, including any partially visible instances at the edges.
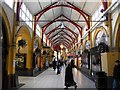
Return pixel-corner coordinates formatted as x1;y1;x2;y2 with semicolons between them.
52;59;56;71
57;60;61;75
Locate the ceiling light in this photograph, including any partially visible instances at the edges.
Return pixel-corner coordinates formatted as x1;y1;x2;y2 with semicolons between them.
61;22;65;29
60;44;64;49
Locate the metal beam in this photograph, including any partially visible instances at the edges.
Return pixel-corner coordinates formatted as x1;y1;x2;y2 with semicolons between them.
46;25;61;39
49;30;63;40
46;25;78;40
55;40;70;48
49;30;75;42
54;39;70;46
42;15;82;36
53;36;71;45
34;3;90;35
52;35;72;43
62;30;75;41
34;2;58;16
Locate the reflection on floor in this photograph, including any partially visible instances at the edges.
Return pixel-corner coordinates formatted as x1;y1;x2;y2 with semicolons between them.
18;67;96;88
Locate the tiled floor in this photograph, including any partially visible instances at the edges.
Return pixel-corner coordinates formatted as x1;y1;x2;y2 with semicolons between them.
18;67;96;89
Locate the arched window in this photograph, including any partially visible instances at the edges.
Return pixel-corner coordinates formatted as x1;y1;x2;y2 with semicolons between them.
95;31;108;46
19;3;33;28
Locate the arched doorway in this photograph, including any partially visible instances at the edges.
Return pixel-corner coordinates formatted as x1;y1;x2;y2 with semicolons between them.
2;18;8;89
91;29;109;76
1;8;13;89
94;30;108;47
2;18;10;89
15;26;32;76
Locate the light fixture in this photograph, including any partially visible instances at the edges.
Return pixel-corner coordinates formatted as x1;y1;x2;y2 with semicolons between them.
61;22;65;29
60;44;64;49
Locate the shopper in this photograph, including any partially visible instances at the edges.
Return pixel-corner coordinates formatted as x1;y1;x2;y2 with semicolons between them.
57;60;61;74
52;59;56;71
64;60;77;89
113;60;120;90
46;59;49;68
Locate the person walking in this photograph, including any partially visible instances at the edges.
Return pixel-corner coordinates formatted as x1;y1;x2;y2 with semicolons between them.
57;60;61;74
46;59;49;68
64;60;77;89
52;59;56;71
59;59;63;73
113;60;120;90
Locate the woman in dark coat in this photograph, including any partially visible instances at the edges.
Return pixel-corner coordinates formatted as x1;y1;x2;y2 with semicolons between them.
52;59;56;71
64;61;77;89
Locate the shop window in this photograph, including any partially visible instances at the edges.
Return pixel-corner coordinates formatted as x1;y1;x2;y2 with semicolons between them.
81;49;90;69
16;54;26;69
95;31;108;46
90;42;108;74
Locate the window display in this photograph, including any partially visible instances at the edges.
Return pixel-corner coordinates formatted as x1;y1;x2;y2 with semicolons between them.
91;54;101;72
16;54;26;69
81;50;90;69
95;31;108;46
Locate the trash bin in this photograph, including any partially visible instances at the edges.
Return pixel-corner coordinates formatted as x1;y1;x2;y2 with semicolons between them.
95;72;107;89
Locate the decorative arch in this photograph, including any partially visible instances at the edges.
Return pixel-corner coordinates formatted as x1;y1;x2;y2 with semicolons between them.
114;13;120;48
35;4;90;30
16;26;32;69
2;8;13;75
2;8;12;45
93;26;109;47
42;15;82;36
115;25;120;49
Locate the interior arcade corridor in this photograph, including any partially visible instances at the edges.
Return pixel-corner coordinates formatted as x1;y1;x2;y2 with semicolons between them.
0;0;120;89
18;67;95;88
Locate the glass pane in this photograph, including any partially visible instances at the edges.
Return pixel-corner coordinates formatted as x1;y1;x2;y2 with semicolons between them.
26;9;30;17
36;29;40;37
22;3;26;13
22;12;26;20
29;22;32;29
20;9;22;18
26;17;29;26
4;0;14;9
36;25;39;30
29;13;32;20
